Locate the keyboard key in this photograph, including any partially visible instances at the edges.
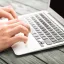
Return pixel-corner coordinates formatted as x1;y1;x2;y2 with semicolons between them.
44;39;52;45
38;39;44;44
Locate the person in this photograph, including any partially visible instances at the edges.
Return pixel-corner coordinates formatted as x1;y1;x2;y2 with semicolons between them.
0;6;30;52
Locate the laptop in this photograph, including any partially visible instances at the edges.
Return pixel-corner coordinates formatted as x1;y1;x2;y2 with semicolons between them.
12;0;64;55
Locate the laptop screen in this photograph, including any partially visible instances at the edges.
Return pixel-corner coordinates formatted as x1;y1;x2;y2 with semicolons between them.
50;0;64;18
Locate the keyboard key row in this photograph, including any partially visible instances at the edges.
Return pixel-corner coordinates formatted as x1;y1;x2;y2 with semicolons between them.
26;17;54;45
39;13;64;39
35;15;63;42
27;18;48;40
30;16;58;44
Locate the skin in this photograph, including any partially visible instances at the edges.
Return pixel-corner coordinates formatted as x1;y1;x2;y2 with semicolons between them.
0;6;30;52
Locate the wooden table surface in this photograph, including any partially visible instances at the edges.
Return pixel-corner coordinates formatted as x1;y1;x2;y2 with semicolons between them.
0;0;64;64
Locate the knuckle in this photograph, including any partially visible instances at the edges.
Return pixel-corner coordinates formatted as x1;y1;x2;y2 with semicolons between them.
18;25;22;29
4;30;9;36
4;32;8;36
26;24;31;32
26;29;29;34
16;35;22;40
7;13;11;17
6;13;11;18
18;25;29;34
1;37;9;43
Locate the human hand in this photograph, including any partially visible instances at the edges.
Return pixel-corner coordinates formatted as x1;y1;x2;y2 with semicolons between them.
0;19;30;52
0;6;17;20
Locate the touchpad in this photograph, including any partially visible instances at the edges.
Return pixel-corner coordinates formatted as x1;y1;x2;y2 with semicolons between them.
12;33;41;55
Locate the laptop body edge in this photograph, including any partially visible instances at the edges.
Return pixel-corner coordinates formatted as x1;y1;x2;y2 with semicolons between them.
12;0;64;55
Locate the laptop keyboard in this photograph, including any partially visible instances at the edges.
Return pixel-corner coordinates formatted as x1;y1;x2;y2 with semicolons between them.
24;12;64;46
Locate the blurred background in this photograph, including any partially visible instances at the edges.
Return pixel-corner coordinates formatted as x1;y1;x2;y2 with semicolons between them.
0;0;50;15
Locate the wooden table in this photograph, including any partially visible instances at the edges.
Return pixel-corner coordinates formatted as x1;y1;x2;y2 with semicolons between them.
0;0;64;64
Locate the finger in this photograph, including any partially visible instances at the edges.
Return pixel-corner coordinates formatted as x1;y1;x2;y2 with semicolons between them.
7;22;30;37
8;22;22;28
7;20;29;29
7;21;30;37
7;19;18;24
1;6;18;18
19;20;31;32
7;19;30;32
11;34;28;43
7;18;30;32
9;35;28;46
0;24;8;33
3;36;28;50
8;25;29;36
0;9;14;20
0;19;17;25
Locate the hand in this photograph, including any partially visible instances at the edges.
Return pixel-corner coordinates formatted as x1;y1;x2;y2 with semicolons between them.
0;19;30;52
0;6;18;20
